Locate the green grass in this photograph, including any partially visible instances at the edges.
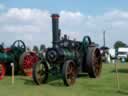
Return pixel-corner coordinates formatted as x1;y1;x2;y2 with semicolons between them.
1;63;128;96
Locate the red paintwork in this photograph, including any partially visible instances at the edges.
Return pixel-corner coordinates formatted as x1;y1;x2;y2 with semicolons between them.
23;52;39;77
52;16;59;19
4;48;12;52
0;64;6;80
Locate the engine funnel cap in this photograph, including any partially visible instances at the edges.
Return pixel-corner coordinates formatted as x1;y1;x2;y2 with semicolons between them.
51;14;59;19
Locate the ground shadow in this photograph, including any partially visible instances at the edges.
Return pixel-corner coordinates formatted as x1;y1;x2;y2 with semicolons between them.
24;79;35;85
77;73;88;78
47;74;65;87
112;68;128;73
19;73;89;86
117;90;128;95
19;77;36;86
19;74;63;86
48;80;64;87
48;73;89;87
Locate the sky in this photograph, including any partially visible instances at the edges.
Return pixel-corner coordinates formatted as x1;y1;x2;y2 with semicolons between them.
0;0;128;48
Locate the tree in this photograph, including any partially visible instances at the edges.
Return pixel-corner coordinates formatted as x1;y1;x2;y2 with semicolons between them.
32;45;39;53
114;41;128;49
40;44;45;51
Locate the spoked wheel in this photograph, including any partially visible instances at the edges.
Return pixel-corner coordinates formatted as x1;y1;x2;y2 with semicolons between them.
0;64;6;80
19;52;39;76
86;47;102;78
62;60;77;86
32;61;48;85
12;40;26;52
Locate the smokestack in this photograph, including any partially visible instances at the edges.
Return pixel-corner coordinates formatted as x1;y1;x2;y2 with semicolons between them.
51;14;60;47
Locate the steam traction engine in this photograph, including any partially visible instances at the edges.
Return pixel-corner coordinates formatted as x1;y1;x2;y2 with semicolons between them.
32;14;102;86
0;40;39;80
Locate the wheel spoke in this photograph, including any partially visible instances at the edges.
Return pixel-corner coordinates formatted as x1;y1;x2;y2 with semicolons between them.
65;61;77;86
21;52;39;76
18;41;20;47
33;62;48;84
93;49;101;76
12;40;26;52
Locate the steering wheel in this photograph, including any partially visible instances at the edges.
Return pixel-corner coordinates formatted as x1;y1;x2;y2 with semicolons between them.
12;40;26;52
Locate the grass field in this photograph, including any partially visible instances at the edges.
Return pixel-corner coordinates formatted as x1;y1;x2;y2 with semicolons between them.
1;63;128;96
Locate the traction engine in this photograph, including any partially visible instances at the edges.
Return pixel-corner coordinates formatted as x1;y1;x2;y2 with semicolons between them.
0;40;39;80
32;14;102;86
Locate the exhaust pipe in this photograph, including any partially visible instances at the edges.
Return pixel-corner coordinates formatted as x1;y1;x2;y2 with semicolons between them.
51;14;60;47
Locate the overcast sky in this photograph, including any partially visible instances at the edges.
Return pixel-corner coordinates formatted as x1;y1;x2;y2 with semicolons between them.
0;0;128;48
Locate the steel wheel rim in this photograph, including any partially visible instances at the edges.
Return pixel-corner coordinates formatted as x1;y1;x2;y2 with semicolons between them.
12;40;26;51
93;49;102;76
35;63;46;83
66;61;77;85
23;53;38;76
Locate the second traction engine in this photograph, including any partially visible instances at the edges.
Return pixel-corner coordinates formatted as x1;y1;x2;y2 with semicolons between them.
32;14;102;86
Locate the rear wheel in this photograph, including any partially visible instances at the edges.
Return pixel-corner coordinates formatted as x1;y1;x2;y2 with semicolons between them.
32;61;48;85
62;60;77;86
86;47;102;78
0;64;6;80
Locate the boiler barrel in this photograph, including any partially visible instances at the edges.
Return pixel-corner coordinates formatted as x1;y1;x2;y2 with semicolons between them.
46;48;76;64
0;53;13;63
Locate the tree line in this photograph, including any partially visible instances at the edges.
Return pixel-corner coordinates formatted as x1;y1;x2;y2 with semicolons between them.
30;44;46;53
114;41;128;49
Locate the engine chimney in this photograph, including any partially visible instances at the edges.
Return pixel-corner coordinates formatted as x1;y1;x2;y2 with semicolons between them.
51;14;60;47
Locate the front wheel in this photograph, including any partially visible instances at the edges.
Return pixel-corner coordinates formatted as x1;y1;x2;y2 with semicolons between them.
19;52;39;76
32;61;48;85
62;60;77;86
